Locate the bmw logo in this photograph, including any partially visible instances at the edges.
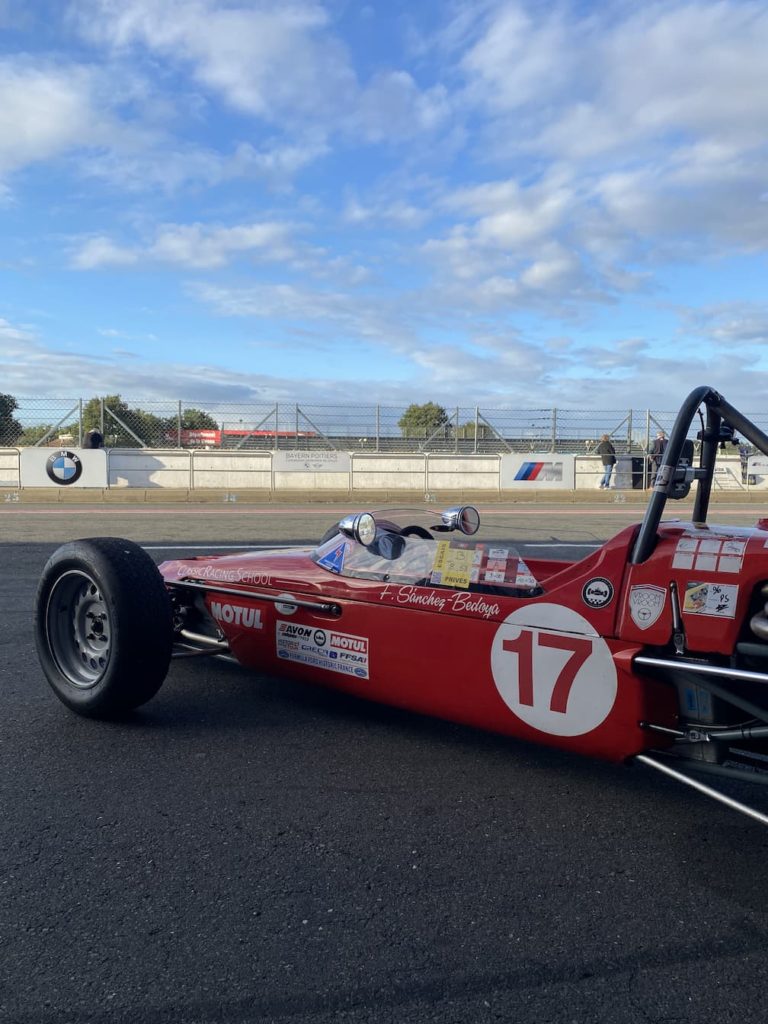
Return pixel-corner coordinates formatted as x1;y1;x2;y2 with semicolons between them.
45;450;83;486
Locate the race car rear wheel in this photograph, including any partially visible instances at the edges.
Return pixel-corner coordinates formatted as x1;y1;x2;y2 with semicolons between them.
35;538;173;718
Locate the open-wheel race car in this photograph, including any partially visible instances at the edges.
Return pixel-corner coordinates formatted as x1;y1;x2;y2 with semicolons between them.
34;386;768;825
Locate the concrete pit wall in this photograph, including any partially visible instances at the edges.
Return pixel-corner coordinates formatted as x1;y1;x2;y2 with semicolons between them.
3;447;765;498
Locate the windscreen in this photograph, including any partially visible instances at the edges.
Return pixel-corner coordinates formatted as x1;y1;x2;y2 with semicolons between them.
311;509;540;593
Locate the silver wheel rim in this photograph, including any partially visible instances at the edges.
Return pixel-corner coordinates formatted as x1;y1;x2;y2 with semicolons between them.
45;570;112;688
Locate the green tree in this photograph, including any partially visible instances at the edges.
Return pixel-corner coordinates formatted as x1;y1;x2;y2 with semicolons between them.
82;394;124;433
17;423;55;446
0;394;22;445
179;408;218;430
457;420;492;439
82;394;166;447
397;402;450;437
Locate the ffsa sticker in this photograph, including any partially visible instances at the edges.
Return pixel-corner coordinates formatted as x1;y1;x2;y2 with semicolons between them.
491;604;617;737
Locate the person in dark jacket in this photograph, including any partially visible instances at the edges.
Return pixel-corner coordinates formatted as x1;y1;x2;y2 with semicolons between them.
649;430;667;485
596;433;616;489
85;428;104;449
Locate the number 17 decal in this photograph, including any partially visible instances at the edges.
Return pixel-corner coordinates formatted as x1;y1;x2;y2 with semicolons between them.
491;604;617;737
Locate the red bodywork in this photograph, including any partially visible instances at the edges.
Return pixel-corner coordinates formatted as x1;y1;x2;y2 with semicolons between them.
159;519;768;764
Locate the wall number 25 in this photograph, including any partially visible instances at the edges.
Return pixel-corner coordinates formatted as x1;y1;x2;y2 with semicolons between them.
502;630;593;714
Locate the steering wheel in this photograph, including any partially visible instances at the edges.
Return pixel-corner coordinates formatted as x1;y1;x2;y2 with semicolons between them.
400;525;434;540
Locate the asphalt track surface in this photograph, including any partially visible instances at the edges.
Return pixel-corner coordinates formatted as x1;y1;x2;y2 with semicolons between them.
4;502;768;1024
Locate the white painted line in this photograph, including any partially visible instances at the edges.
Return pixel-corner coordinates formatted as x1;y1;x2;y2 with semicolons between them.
142;544;305;551
523;542;601;549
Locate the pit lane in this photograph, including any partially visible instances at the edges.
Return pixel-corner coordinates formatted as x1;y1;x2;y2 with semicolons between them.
4;503;768;1024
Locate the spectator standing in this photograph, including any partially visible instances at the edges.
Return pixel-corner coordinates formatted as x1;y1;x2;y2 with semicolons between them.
596;433;616;489
649;430;667;485
85;428;104;449
739;442;750;485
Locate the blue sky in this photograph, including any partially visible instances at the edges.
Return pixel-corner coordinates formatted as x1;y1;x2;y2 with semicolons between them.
1;0;768;412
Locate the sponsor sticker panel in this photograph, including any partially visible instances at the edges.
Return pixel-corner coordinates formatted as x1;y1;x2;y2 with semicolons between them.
276;622;370;679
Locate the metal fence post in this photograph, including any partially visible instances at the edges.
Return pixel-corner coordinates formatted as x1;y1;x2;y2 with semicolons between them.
474;406;479;454
376;405;380;452
78;399;83;447
100;398;104;436
177;401;182;448
551;408;557;453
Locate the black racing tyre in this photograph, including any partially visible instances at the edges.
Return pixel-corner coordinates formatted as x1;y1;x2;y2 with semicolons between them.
35;538;173;718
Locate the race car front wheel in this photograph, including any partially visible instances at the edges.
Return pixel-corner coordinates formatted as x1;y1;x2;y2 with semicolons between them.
35;538;173;718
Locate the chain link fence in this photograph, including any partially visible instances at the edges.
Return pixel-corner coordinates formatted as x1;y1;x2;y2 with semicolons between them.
3;396;768;455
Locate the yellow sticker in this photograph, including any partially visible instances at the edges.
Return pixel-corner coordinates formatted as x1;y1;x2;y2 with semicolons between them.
430;541;474;589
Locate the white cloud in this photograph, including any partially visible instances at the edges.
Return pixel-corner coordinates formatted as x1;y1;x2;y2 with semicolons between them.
0;60;103;175
3;308;768;411
72;0;355;121
460;4;570;113
192;281;415;348
343;195;429;229
440;0;768;267
459;1;768;159
70;221;297;270
71;0;449;147
351;72;451;142
150;222;295;269
71;237;139;270
681;302;768;347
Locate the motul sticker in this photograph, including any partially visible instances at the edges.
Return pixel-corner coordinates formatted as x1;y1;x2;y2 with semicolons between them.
628;585;666;630
683;581;738;618
276;621;369;678
210;601;262;630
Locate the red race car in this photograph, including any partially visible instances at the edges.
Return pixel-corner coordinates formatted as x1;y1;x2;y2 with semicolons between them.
34;386;768;825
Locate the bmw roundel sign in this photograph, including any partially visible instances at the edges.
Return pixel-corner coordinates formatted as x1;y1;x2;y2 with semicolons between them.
45;450;83;486
19;447;107;489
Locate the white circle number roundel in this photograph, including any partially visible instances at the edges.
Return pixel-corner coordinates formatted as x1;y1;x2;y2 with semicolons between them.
491;604;617;737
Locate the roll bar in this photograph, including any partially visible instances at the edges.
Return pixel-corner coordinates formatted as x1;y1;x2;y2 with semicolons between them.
630;386;768;564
